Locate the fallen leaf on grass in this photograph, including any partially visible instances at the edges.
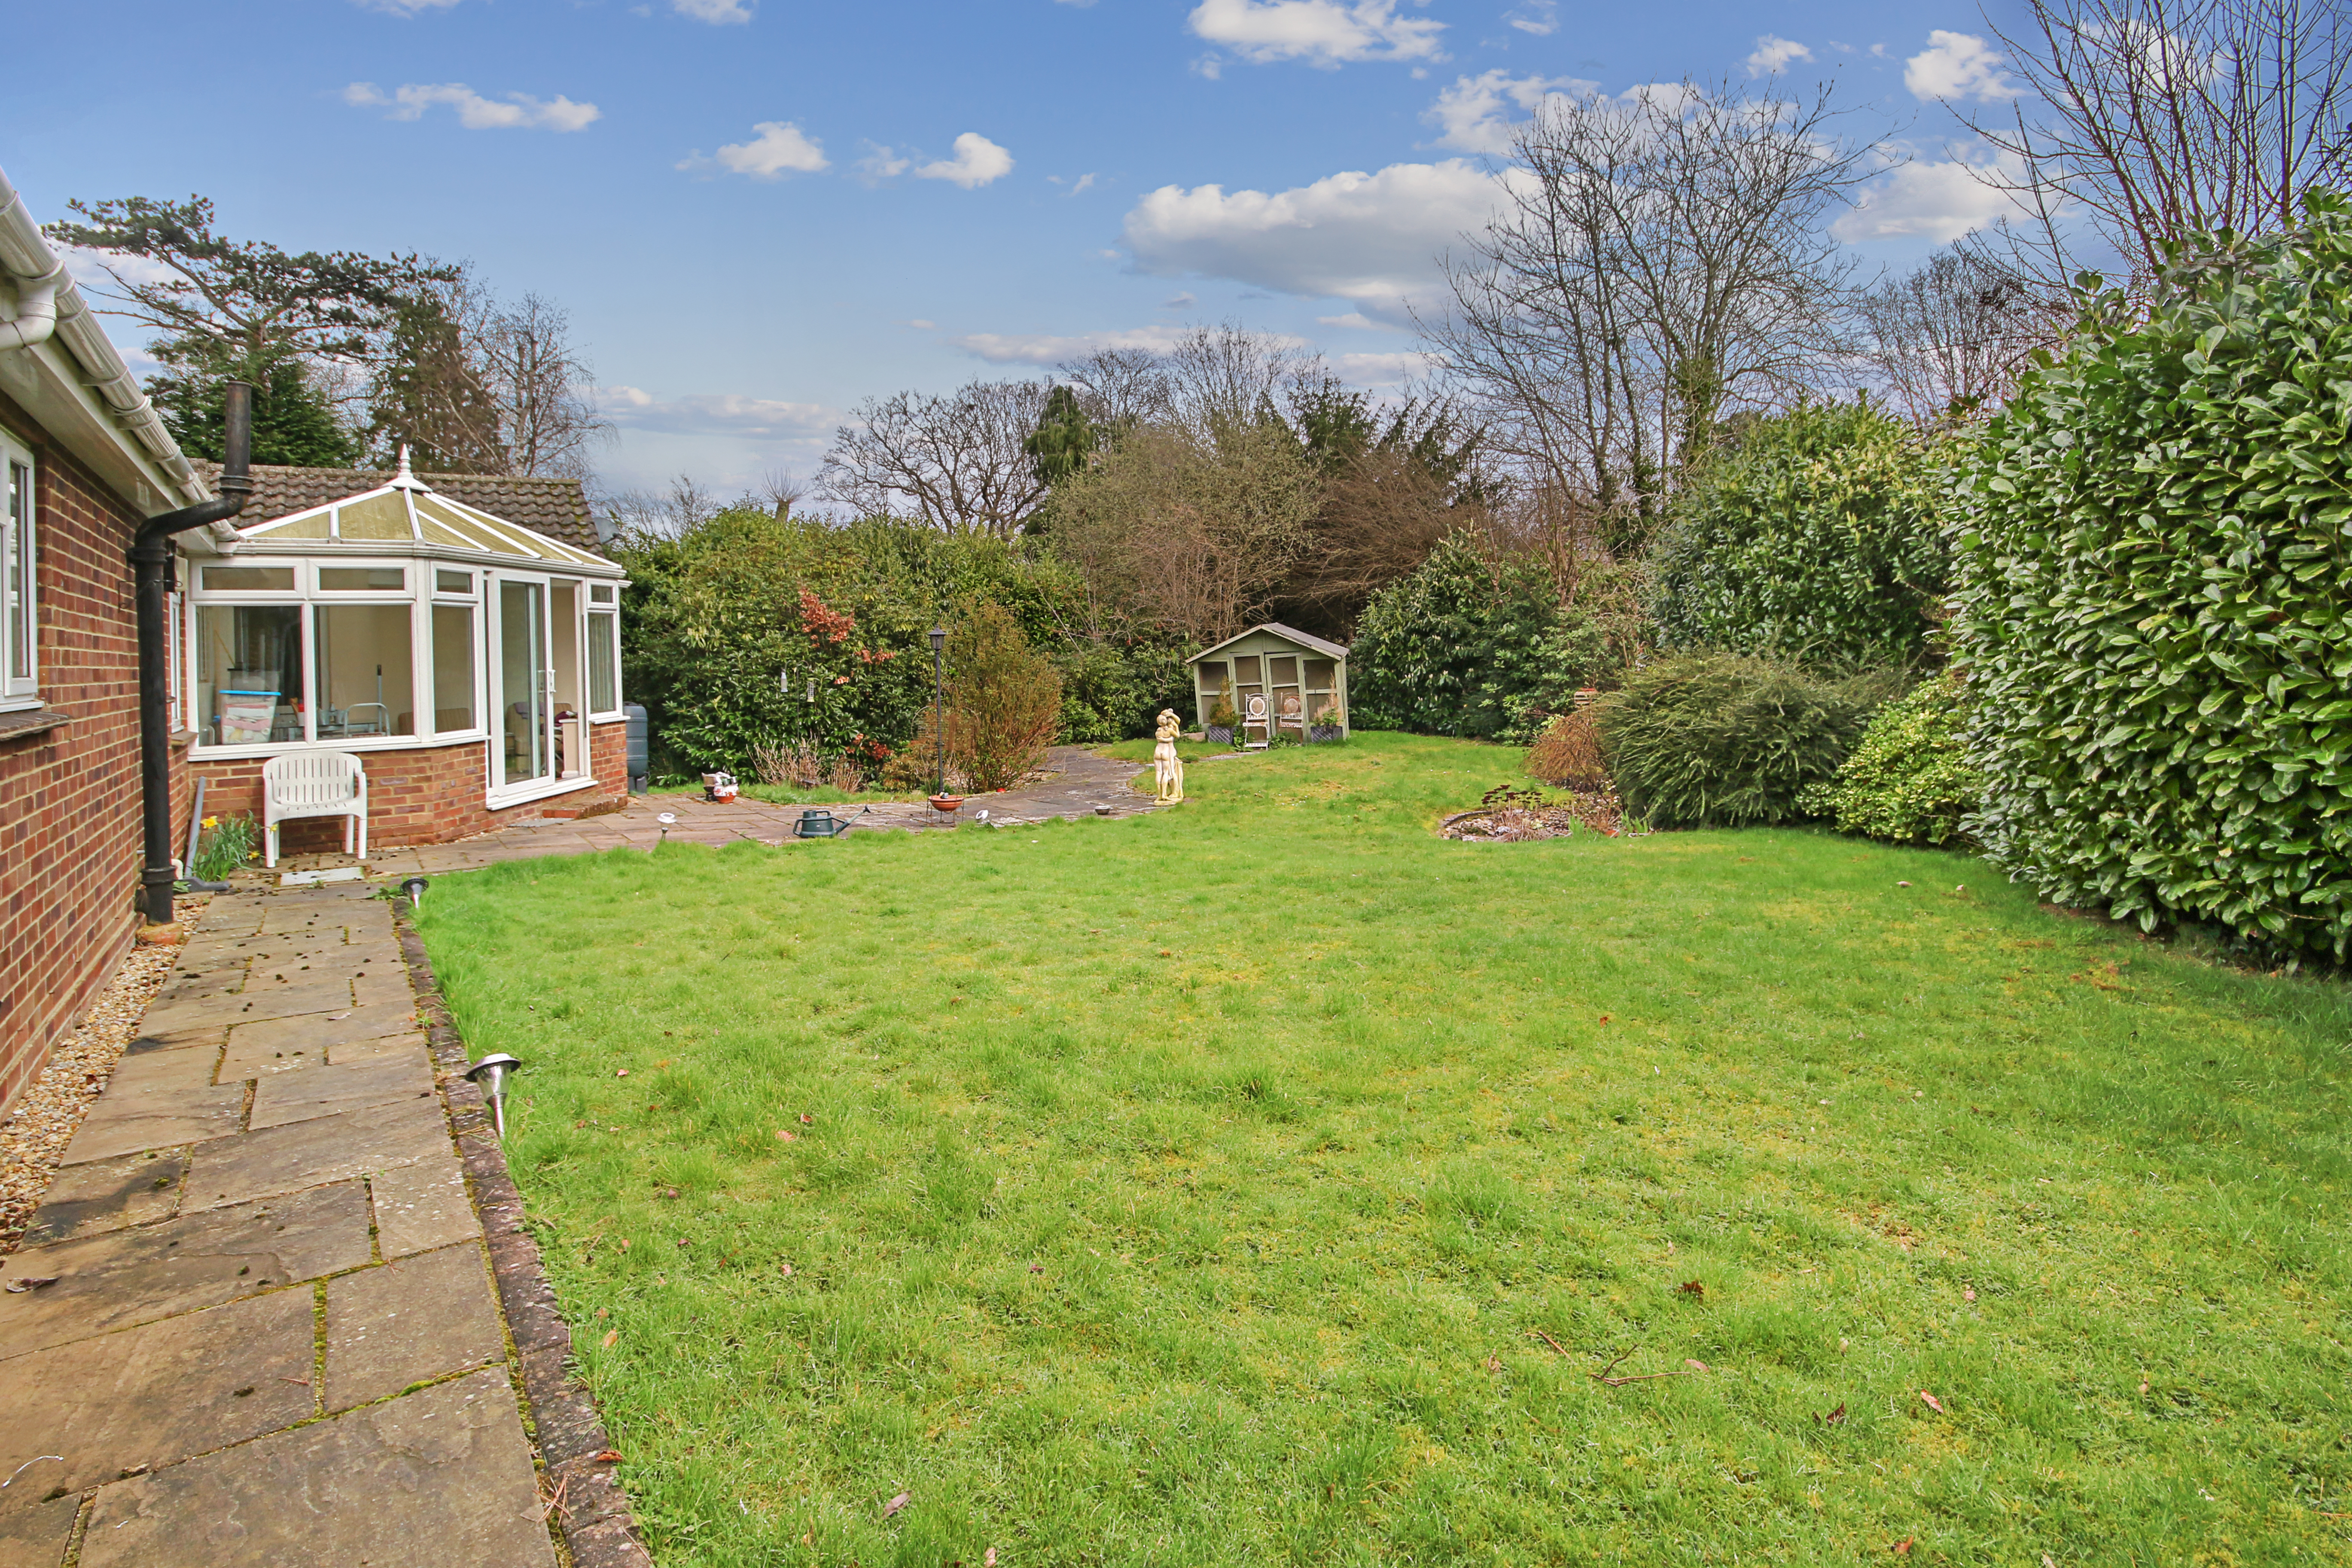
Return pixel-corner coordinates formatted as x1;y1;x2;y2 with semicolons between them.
1678;1279;1705;1300
616;1069;629;1078
776;1130;797;1142
780;1262;794;1277
1892;1540;1913;1556
600;1330;618;1348
1963;1287;1977;1302
884;1492;911;1518
1816;1403;1846;1425
1919;1391;1946;1414
1685;1360;1709;1372
985;1551;997;1568
592;1449;622;1463
1484;1355;1502;1373
799;1113;812;1125
3;1278;58;1293
1029;1263;1043;1274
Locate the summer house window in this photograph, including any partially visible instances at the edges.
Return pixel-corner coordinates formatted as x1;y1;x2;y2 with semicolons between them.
2;440;35;705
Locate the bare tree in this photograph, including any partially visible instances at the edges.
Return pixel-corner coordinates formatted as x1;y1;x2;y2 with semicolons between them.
599;475;725;544
1857;244;2065;422
1965;0;2352;290
818;380;1054;536
1427;78;1870;544
1056;347;1175;430
368;269;610;476
1164;322;1320;433
1048;420;1322;643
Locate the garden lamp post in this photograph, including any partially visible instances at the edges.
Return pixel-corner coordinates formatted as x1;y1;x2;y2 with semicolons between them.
465;1053;523;1140
929;626;947;796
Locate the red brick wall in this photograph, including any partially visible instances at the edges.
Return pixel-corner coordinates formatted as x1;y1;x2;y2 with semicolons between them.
0;390;182;1114
189;717;628;853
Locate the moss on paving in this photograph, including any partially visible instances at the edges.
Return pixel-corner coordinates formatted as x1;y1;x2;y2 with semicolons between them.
418;732;2352;1565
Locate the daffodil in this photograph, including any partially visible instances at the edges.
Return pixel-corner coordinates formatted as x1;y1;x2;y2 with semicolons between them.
201;816;217;828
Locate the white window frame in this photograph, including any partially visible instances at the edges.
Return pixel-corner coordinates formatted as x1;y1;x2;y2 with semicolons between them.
585;582;623;721
186;556;428;758
1;435;36;709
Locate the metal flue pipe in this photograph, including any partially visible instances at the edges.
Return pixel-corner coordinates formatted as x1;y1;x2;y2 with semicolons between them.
133;382;253;926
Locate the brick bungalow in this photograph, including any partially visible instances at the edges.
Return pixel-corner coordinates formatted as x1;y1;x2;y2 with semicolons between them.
179;459;631;856
0;167;227;1113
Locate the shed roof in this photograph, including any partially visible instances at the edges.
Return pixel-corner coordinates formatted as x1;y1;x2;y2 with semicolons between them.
1186;622;1349;664
195;461;604;556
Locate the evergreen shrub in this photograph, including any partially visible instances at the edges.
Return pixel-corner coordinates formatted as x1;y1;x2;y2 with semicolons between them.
1952;197;2352;955
1800;671;1980;845
1651;400;1947;669
1595;653;1895;828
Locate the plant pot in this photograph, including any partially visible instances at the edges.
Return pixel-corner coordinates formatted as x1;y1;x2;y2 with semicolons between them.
1309;726;1344;743
1204;725;1233;745
928;794;964;813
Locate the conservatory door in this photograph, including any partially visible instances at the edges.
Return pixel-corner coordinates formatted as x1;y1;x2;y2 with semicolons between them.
492;575;555;791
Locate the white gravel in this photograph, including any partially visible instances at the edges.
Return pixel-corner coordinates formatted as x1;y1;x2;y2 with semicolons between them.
0;895;209;1252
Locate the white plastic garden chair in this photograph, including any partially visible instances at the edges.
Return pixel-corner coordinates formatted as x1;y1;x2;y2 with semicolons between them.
262;752;369;868
1243;693;1272;749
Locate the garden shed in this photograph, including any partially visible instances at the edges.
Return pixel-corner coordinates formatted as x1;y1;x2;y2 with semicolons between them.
179;451;632;850
1188;624;1348;743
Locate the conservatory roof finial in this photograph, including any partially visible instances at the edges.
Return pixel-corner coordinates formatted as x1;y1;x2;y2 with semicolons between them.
389;444;426;491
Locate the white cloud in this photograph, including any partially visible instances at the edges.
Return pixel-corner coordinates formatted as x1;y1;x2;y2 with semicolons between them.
915;133;1014;189
355;0;466;13
1316;311;1390;329
1424;70;1591;154
602;385;836;441
907;319;937;330
951;326;1201;365
857;143;913;182
343;82;600;131
1121;158;1516;322
1187;0;1445;68
672;0;753;21
1164;292;1198;308
1904;31;2017;101
695;121;829;179
1505;1;1557;37
1833;149;2028;242
1746;35;1814;76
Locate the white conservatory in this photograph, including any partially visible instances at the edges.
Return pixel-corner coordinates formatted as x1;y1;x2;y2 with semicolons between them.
181;454;631;849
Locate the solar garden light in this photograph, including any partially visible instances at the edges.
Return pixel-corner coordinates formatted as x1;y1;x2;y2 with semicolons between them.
656;811;677;847
400;876;428;909
928;626;948;798
464;1053;523;1139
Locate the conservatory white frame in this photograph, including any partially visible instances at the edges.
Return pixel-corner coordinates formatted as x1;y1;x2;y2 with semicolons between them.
180;457;626;811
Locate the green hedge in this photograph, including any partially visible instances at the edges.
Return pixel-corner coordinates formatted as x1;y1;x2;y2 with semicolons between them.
1650;400;1948;670
1800;671;1980;845
1951;196;2352;956
1595;653;1895;829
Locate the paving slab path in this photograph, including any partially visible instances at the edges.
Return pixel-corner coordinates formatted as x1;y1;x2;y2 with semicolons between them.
357;744;1162;877
0;881;640;1567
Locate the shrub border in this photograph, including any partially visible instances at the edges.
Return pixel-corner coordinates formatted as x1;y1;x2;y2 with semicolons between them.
396;899;653;1568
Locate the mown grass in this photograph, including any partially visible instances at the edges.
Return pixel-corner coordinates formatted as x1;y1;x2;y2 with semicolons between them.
417;733;2352;1566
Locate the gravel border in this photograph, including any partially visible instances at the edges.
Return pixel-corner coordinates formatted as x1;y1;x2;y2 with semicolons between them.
0;895;208;1253
395;898;653;1568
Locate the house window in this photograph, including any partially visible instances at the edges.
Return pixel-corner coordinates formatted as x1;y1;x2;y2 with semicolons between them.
2;446;34;703
313;605;416;737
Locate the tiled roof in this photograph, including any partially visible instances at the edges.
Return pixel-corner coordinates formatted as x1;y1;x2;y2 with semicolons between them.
194;462;604;556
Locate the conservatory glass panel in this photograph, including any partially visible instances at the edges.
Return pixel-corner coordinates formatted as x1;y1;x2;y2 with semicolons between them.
432;604;477;733
335;492;412;540
201;565;295;591
436;569;474;594
252;514;330;540
196;603;306;745
588;609;618;713
312;605;416;737
319;566;406;592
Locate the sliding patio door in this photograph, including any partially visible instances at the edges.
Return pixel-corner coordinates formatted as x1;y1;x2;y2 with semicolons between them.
492;575;554;790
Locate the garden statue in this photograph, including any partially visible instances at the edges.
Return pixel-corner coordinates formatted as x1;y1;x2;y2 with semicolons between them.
1153;709;1185;804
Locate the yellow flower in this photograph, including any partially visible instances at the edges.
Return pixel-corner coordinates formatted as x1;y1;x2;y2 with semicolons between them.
201;816;218;828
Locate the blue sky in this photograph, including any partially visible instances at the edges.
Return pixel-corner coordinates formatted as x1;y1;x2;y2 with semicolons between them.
6;0;2026;493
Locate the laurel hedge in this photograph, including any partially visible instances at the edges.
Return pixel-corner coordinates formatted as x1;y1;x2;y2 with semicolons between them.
1650;400;1948;670
1951;197;2352;956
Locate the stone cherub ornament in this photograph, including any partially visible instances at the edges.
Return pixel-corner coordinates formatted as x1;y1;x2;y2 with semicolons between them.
1152;709;1185;805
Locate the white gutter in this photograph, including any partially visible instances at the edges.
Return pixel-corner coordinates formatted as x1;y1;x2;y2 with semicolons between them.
0;165;217;517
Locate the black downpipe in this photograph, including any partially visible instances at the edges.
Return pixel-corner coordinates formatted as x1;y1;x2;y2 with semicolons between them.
133;381;252;926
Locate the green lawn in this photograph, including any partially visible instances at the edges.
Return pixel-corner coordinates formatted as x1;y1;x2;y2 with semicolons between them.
417;733;2352;1566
